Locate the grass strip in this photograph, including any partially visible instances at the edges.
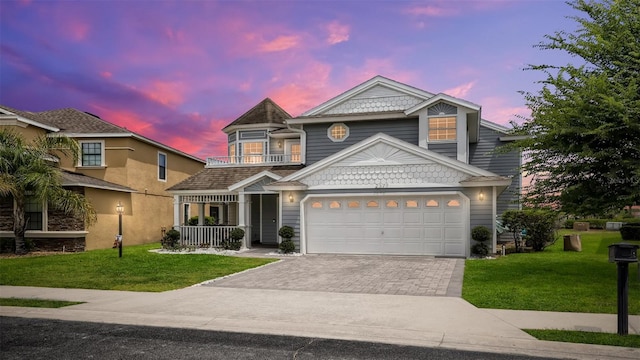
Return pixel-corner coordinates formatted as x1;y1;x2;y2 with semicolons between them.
0;243;277;292
524;329;640;348
0;297;85;308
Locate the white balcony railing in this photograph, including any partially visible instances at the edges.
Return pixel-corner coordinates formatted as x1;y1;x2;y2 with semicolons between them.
206;154;301;167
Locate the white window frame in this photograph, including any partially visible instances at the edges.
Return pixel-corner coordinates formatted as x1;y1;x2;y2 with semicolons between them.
241;141;265;163
327;123;349;142
78;140;105;167
158;151;167;182
284;139;301;163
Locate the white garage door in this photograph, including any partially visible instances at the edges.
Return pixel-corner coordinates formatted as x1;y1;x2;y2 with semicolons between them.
305;194;466;256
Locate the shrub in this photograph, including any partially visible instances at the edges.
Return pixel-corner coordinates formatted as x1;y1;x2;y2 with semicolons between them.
523;210;558;251
620;224;640;241
564;219;575;229
230;228;245;241
279;239;296;253
471;226;491;243
162;229;181;250
471;242;490;257
187;216;216;226
278;225;295;239
223;227;245;251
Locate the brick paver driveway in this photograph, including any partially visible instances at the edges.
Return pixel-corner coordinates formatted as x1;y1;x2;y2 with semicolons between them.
205;255;465;297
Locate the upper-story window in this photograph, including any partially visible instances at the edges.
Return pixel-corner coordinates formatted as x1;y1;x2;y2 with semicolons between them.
290;143;301;162
428;116;456;141
229;143;236;163
79;140;104;167
158;152;167;181
242;142;264;163
328;123;349;142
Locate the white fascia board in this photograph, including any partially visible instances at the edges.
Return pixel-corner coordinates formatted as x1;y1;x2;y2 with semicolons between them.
405;93;481;115
305;183;459;191
224;123;286;134
228;171;282;191
480;119;512;133
301;76;434;116
281;133;497;183
287;112;407;125
168;189;238;195
459;179;512;187
263;184;308;191
0;115;60;132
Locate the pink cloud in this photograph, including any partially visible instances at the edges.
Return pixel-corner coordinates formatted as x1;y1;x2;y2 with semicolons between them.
100;71;112;79
268;62;334;116
142;80;186;107
480;96;531;125
444;81;476;98
91;106;155;136
259;35;301;52
404;5;456;17
66;20;90;41
325;20;350;45
344;58;419;86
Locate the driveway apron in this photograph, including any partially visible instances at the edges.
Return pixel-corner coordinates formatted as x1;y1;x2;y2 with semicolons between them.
205;255;464;297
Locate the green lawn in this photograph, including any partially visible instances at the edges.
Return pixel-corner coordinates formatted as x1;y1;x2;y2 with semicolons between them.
463;230;640;314
0;243;276;292
0;298;85;308
525;329;640;348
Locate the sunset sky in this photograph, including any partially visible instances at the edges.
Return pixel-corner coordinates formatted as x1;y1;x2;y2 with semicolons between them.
0;0;580;159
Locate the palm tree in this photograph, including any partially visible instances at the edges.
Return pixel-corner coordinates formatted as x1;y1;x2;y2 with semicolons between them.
0;129;96;255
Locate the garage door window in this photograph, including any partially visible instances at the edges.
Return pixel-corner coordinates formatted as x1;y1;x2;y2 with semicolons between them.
386;200;399;208
367;200;379;208
426;199;439;207
348;201;360;208
311;201;323;208
330;201;341;209
447;199;461;207
405;200;419;208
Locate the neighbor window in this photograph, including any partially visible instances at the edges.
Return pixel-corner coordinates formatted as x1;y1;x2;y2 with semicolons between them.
328;123;349;142
229;143;236;163
158;152;167;181
79;141;104;167
242;142;264;163
25;196;43;231
428;117;456;141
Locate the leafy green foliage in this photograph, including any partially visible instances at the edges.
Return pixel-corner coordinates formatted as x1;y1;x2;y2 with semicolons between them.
620;224;640;241
503;0;640;216
471;226;491;243
501;210;527;253
0;243;275;292
278;225;295;239
279;239;296;254
525;329;640;348
230;228;245;241
522;210;558;251
187;216;216;226
162;229;181;250
471;243;490;257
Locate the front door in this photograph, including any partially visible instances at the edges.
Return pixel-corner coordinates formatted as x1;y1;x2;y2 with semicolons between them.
250;194;279;245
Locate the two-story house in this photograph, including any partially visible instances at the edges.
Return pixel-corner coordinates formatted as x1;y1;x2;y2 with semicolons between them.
168;76;521;257
0;106;205;251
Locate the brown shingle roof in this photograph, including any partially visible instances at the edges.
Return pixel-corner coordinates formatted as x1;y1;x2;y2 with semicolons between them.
222;98;291;132
167;165;304;191
62;170;136;193
36;108;130;134
0;105;58;129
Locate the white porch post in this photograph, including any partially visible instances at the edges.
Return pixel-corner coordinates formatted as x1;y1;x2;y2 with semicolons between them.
173;195;180;229
198;203;205;225
492;186;497;254
238;192;247;249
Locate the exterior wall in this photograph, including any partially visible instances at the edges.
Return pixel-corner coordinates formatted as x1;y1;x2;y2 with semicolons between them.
250;194;261;243
1;123;48;142
0;195;12;231
304;118;418;165
469;125;521;215
281;192;301;249
427;143;457;159
262;194;278;244
463;186;494;252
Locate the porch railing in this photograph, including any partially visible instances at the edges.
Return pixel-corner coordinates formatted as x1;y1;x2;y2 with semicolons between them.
179;226;237;248
206;154;301;167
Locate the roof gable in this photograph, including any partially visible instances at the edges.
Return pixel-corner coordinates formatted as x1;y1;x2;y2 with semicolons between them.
223;98;291;132
300;76;434;117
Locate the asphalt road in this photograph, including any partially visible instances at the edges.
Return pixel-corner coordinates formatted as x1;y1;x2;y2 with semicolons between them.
1;316;560;360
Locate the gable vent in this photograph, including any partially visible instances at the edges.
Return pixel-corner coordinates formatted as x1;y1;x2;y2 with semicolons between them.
427;102;457;116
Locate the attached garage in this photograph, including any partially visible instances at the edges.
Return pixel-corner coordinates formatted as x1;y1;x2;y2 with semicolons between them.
304;193;468;257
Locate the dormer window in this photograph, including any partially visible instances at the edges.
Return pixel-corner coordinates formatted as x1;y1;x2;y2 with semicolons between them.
328;123;349;142
428;116;456;141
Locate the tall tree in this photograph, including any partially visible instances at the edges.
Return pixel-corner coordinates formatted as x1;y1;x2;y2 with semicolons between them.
0;129;96;254
506;0;640;216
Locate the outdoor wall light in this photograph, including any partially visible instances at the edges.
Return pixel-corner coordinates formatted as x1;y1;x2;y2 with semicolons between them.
116;201;124;258
278;140;283;148
289;193;294;203
479;190;485;201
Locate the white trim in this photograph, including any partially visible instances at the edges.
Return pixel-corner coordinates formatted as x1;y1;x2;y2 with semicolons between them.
78;140;106;167
492;186;497;254
480;119;511;133
301;76;434;117
0;112;60;131
405;93;481;115
158;151;167;182
228;171;282;191
287;112;407;125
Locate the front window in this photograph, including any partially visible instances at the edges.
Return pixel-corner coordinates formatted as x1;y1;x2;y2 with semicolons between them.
79;141;104;166
25;196;43;230
242;142;264;163
428;116;456;141
290;143;301;162
328;123;349;142
158;152;167;181
229;143;236;163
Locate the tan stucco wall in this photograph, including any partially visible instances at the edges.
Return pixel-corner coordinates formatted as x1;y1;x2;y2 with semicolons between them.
0;123;48;142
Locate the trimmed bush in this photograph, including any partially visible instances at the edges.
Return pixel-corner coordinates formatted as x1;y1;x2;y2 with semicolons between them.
564;219;575;229
279;239;295;253
620;224;640;241
162;229;181;250
471;226;491;243
187;216;216;226
278;225;295;239
471;243;490;257
223;228;244;250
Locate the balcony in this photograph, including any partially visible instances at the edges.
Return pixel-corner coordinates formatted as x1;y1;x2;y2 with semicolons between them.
206;154;301;167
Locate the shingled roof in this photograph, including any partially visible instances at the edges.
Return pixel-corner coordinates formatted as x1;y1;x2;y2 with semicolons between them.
62;170;136;193
35;108;129;134
167;165;304;191
222;98;291;132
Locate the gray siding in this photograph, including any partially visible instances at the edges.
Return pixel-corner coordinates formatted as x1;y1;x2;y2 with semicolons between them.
304;118;418;165
428;143;457;158
245;177;274;192
469;125;521;216
463;186;495;253
262;194;278;244
250;194;261;243
281;192;301;250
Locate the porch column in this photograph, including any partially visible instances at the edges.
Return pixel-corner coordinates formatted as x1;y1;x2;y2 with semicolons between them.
173;195;180;229
238;192;247;248
198;203;205;225
492;186;497;254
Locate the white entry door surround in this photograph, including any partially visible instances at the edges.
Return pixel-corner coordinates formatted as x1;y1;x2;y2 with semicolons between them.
301;192;469;257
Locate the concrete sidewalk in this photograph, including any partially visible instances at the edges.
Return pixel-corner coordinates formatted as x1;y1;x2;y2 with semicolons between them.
1;285;638;360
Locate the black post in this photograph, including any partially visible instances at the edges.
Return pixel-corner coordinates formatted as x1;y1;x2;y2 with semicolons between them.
118;212;123;258
617;262;629;335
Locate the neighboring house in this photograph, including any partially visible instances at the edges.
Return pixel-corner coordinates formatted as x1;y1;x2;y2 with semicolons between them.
0;105;205;251
168;76;522;257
